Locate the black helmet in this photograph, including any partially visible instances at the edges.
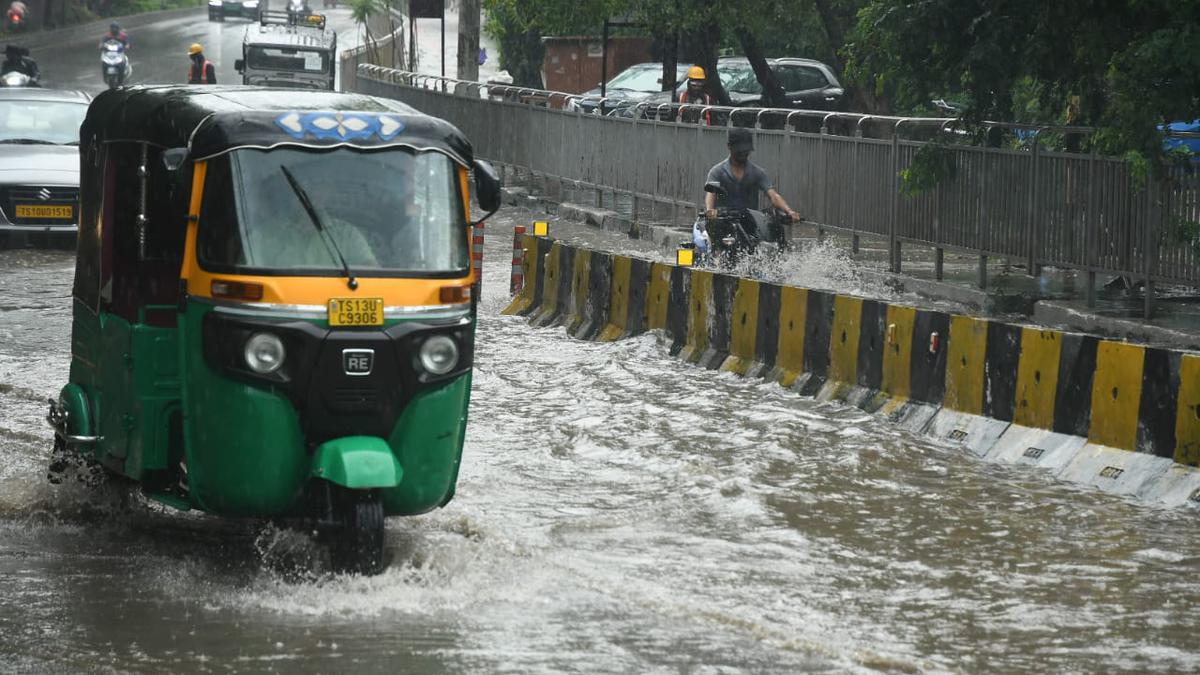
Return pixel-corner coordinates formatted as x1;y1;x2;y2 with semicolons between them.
728;127;754;153
4;44;20;57
109;22;120;32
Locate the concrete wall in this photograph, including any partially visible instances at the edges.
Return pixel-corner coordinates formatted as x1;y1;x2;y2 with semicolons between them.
338;10;405;91
505;235;1200;506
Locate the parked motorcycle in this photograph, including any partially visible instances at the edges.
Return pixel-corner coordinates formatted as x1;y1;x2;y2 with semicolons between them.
100;38;130;89
692;181;791;269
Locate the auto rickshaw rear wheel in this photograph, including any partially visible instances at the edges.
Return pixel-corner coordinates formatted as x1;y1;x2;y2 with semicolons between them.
329;488;386;575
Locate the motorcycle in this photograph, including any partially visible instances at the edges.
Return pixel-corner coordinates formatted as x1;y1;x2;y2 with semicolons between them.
100;39;130;89
0;68;36;86
692;181;791;270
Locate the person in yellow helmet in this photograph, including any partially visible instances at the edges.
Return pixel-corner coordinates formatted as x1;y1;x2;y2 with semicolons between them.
678;65;713;125
187;43;216;84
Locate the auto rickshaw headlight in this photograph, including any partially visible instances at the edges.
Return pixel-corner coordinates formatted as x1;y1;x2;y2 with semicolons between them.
244;333;286;374
419;335;458;375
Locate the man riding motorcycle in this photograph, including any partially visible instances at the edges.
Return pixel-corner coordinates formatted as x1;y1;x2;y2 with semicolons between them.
99;22;129;50
6;1;27;32
1;44;38;82
705;127;800;222
695;127;800;262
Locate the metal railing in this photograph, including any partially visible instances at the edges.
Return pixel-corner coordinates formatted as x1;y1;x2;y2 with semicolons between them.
354;65;1200;311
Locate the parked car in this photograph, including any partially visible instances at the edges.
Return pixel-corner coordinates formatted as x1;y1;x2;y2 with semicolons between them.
0;88;89;247
566;61;691;114
208;0;264;21
630;56;845;121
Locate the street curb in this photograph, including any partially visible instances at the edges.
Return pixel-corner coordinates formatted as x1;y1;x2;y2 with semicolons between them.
19;5;206;53
505;234;1200;509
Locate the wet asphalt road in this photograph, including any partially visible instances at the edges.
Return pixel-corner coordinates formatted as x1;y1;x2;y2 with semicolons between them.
28;6;364;95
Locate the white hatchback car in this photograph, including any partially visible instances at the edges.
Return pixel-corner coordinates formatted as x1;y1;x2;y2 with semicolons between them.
0;87;90;246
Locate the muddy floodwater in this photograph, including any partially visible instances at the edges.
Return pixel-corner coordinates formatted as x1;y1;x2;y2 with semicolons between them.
2;212;1200;674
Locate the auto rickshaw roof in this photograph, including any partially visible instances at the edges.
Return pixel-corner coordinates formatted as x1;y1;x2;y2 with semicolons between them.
81;85;473;167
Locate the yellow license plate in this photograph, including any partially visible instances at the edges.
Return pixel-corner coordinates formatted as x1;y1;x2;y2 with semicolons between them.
15;204;73;219
328;297;384;326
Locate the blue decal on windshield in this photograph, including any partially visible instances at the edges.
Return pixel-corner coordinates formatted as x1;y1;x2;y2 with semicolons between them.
274;112;406;141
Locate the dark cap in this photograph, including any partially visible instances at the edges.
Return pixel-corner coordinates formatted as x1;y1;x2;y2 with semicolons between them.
728;127;754;152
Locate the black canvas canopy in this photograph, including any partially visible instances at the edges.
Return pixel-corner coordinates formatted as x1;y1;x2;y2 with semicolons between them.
80;85;474;167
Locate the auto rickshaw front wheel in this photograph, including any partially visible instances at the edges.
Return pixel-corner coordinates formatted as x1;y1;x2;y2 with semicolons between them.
328;487;387;575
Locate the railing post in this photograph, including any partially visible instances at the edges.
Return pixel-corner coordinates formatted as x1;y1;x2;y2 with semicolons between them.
1144;175;1158;319
1026;137;1041;275
1085;149;1098;307
889;124;901;273
975;161;987;290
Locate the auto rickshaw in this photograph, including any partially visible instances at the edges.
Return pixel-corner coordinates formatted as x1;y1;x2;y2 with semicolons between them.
46;85;500;574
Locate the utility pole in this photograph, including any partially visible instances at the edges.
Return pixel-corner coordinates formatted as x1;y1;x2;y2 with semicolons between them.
456;0;480;81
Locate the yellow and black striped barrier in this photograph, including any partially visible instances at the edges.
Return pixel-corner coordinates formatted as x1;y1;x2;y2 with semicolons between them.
501;233;1200;505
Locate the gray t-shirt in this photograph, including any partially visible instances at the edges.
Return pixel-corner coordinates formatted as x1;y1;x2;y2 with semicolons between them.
706;158;774;211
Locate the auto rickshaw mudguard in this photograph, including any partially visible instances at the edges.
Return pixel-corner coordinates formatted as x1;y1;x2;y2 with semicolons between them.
380;371;471;516
311;436;404;489
57;383;93;438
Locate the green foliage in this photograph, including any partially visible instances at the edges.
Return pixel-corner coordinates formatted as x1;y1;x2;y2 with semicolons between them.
846;0;1200;170
108;0;200;15
899;142;956;197
481;0;545;88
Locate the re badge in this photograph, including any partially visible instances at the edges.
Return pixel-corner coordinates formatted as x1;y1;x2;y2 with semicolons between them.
343;348;374;376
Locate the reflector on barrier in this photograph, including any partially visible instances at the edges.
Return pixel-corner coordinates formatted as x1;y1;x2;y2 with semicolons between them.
533;221;549;237
676;247;694;267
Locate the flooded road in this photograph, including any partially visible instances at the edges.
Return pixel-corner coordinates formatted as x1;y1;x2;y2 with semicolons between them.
2;210;1200;674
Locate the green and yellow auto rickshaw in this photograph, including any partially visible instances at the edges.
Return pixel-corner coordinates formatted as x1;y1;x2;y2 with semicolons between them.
47;85;500;574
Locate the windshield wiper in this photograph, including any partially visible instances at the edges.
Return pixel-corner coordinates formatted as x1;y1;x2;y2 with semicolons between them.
279;165;358;290
0;138;57;145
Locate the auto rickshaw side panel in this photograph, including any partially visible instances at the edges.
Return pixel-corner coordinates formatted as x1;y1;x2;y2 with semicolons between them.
126;319;183;481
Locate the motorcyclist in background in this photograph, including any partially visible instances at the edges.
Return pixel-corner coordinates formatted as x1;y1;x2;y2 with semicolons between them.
99;22;129;49
1;44;38;79
6;1;27;30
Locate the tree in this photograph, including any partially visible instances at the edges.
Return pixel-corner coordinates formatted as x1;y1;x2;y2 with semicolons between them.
457;0;481;81
846;0;1200;167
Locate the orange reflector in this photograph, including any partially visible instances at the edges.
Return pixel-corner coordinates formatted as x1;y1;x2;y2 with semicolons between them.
211;279;264;301
533;221;549;237
676;248;694;267
440;285;471;303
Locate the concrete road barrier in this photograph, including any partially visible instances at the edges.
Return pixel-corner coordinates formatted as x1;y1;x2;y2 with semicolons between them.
503;234;1200;507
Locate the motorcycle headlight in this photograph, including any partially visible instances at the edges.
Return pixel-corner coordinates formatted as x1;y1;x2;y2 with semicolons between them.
244;332;286;374
418;335;458;375
208;0;221;5
1;72;24;86
243;0;258;5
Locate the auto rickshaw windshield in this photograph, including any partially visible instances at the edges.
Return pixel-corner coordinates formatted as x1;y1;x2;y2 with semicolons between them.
197;146;469;276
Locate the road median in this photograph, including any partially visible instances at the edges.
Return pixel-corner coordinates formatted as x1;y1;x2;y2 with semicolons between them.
505;232;1200;508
